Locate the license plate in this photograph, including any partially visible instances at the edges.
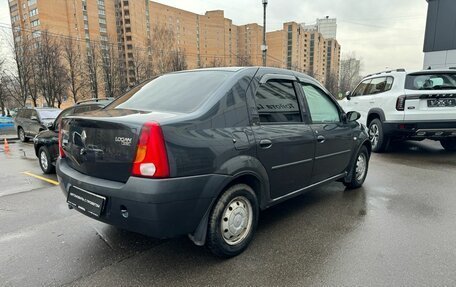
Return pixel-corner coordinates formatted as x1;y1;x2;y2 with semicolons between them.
67;186;106;217
428;98;456;107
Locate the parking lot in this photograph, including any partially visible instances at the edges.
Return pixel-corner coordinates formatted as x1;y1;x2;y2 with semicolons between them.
1;140;456;286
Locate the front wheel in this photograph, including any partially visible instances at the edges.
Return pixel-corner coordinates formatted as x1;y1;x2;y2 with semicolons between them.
39;146;55;174
368;119;388;153
344;146;370;189
207;184;259;258
440;139;456;151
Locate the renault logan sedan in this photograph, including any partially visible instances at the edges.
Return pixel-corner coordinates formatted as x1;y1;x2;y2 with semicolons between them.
57;67;371;258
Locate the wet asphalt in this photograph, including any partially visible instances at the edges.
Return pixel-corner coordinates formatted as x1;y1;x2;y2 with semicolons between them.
0;140;456;286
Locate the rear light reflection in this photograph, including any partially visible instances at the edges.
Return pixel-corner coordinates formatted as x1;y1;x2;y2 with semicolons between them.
58;127;66;159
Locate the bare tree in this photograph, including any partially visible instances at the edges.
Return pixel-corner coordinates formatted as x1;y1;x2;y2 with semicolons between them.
325;72;339;97
208;57;223;68
100;41;124;98
237;54;252;66
339;53;363;96
62;37;86;103
151;24;177;75
34;31;67;107
130;45;153;86
0;59;8;116
169;50;188;72
5;31;35;106
86;41;100;98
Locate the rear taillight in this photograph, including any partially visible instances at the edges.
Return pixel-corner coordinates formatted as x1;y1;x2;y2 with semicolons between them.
132;122;169;178
396;95;406;111
58;127;65;158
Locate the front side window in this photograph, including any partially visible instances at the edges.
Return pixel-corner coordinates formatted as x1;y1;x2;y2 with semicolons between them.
301;84;340;123
255;80;302;123
352;79;371;97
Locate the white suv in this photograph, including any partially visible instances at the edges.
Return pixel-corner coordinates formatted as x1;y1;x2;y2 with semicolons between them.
340;69;456;152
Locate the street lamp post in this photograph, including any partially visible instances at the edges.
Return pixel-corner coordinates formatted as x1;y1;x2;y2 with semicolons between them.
262;0;268;67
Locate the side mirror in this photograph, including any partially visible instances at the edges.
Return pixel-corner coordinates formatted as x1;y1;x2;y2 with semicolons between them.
346;111;361;122
46;122;54;129
345;91;352;101
31;116;39;121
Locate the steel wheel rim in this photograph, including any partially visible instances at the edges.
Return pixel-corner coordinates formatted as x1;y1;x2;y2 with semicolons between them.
369;124;379;148
221;196;253;246
355;153;367;181
40;151;48;170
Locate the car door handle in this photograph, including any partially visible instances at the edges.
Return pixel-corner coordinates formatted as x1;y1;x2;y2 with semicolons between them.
370;101;375;104
317;135;326;144
259;139;272;149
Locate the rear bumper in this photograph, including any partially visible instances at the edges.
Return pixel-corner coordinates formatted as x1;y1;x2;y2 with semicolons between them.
57;159;230;239
383;120;456;139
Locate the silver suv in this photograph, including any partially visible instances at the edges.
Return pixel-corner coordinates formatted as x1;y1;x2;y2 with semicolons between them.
341;69;456;152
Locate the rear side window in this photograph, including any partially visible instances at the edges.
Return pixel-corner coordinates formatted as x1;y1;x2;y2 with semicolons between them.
405;73;456;90
74;105;101;114
254;80;302;123
108;71;233;113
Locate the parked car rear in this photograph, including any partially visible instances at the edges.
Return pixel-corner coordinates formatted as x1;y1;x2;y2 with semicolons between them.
57;67;371;257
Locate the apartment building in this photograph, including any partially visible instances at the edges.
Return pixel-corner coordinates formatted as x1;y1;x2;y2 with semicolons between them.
266;22;340;85
9;0;340;97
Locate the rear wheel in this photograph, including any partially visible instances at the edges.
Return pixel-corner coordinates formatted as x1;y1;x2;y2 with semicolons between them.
440;139;456;151
18;127;28;142
207;184;259;258
39;146;55;174
368;119;388;153
344;146;370;189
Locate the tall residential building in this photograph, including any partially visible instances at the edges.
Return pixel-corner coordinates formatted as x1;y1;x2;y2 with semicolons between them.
302;16;337;40
8;0;340;97
423;0;456;69
266;22;340;85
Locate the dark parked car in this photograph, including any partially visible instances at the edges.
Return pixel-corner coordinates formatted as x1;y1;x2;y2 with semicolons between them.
34;99;113;174
57;67;371;257
14;107;62;142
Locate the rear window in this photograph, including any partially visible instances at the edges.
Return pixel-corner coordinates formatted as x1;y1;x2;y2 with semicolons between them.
405;73;456;90
39;109;61;119
108;71;233;113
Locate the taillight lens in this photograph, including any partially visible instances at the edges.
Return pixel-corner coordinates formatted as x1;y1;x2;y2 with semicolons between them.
396;95;406;111
132;122;169;178
58;127;65;159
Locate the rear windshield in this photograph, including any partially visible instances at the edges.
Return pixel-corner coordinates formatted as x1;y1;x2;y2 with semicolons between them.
107;71;232;113
405;73;456;90
39;110;61;119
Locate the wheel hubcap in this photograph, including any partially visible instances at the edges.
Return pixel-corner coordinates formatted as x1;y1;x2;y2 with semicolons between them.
221;196;253;246
369;124;379;148
40;151;48;170
20;130;25;141
355;153;367;181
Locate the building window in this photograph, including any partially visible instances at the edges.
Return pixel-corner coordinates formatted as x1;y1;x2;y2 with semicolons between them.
29;8;38;17
28;0;37;6
99;18;106;24
31;19;40;27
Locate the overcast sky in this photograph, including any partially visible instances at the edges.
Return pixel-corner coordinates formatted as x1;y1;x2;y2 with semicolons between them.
0;0;428;75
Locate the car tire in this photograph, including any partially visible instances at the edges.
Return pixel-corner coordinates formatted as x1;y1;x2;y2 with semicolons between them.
38;146;55;174
368;119;388;153
18;127;29;142
440;139;456;151
207;184;259;258
344;146;370;190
